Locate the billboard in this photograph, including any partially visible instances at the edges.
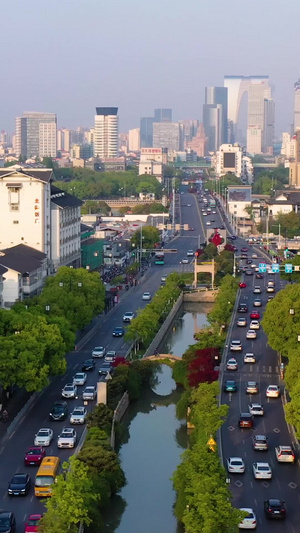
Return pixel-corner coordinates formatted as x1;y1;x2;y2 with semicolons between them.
223;152;236;169
228;186;251;202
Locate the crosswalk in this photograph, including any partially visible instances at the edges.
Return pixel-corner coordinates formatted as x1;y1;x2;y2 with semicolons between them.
225;364;279;376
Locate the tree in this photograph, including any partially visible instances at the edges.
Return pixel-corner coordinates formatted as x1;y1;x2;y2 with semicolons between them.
188;349;219;387
78;445;126;496
276;211;300;239
202;242;218;260
280;255;300;283
40;457;98;532
87;403;114;434
131;226;160;250
136;181;156;194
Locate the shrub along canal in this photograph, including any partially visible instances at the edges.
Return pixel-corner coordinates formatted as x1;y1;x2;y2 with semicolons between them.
101;301;213;533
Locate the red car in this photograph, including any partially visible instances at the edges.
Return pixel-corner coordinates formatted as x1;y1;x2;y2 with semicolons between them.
239;282;247;288
250;311;260;319
241;247;248;252
25;514;43;532
24;446;46;466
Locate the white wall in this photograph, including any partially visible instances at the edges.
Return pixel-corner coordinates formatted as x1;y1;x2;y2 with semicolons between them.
2;268;20;308
228;201;251;218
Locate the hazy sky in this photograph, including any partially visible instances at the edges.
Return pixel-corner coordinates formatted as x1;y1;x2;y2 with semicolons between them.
1;0;299;137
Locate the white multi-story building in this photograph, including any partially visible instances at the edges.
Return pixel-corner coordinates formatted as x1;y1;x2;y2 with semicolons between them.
94;107;119;158
281;132;296;159
15;112;57;159
39;122;57;157
128;128;140;151
246;126;262;155
214;143;243;177
153;122;182;151
0;167;82;274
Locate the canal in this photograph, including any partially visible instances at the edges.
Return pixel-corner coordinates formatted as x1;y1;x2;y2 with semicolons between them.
101;301;213;533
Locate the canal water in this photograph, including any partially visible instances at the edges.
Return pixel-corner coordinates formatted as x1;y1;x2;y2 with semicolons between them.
101;302;213;533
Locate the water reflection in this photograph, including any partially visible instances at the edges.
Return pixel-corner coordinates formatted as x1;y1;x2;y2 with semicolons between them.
151;365;176;396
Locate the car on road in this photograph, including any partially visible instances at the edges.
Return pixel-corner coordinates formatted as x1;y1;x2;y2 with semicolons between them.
34;428;53;446
238;508;257;529
25;514;42;532
81;359;95;371
246;259;252;265
202;212;208;216
70;406;87;425
264;499;286;520
246;329;257;339
246;381;258;394
239;282;247;288
219;225;225;229
253;462;272;479
122;312;135;323
142;292;151;300
82;386;96;401
0;512;16;533
187;250;194;256
249;403;264;416
239;413;253;428
275;445;295;463
266;286;275;293
62;383;77;399
267;295;274;302
226;358;238;371
249;320;260;330
253;286;261;294
24;446;46;466
244;353;256;363
237;317;247;327
161;276;167;285
245;269;253;276
112;327;125;337
57;428;77;449
253;435;268;451
8;473;31;496
73;372;87;386
256;273;263;279
49;401;68;421
105;351;117;362
241;247;248;252
253;298;262;307
227;457;245;474
250;311;260;319
92;346;106;357
224;380;237;392
181;258;189;264
238;303;248;313
230;340;242;351
188;227;194;231
206;221;211;225
99;361;113;376
187;203;192;207
267;279;275;287
266;384;280;398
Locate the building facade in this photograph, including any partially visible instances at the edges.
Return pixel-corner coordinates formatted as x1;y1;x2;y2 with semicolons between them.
153;122;181;151
154;109;172;122
94;107;119;158
15;112;57;159
140;117;154;148
289;130;300;188
128;128;140;151
294;79;300;131
203;87;228;152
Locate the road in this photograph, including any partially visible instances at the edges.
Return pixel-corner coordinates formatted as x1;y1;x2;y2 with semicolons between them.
0;188;206;531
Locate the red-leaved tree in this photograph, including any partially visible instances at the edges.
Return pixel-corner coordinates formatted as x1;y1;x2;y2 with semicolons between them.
112;356;130;368
187;348;219;387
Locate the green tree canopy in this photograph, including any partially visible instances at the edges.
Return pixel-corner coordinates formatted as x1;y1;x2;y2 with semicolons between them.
131;226;160;250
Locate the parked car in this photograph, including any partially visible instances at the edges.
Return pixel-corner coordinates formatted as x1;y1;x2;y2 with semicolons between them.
92;346;106;357
253;435;268;451
82;386;96;401
8;473;31;496
24;446;46;466
275;445;295;463
81;359;95;371
34;428;53;447
49;401;68;421
57;428;77;449
264;499;286;520
70;406;87;425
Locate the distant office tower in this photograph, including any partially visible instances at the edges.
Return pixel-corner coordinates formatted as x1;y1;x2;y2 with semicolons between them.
263;98;275;154
203;87;228;152
15;112;57;158
153;122;181;151
94;107;119;158
289;131;300;187
154;109;172;122
294;79;300;131
281;132;296;159
140;117;154;147
179;120;199;147
57;129;71;152
128;128;140;151
224;75;269;142
246;126;262;155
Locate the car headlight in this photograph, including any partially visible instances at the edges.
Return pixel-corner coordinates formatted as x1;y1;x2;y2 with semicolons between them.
8;489;12;493
21;488;26;492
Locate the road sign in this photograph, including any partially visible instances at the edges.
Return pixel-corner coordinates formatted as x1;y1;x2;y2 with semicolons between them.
272;264;280;273
285;264;293;273
259;263;267;273
207;436;217;452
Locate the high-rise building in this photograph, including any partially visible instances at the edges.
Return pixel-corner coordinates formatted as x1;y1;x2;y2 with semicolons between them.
140;117;154;147
294;79;300;131
153;122;181;151
281;132;296;159
203;87;228;152
263;98;275;154
57;129;71;152
15;112;57;159
128;128;140;151
289;131;300;188
154;108;172;122
94;107;118;158
246;126;262;155
186;124;207;157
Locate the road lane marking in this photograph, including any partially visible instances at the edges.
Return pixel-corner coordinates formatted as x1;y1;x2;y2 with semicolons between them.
0;447;4;455
9;431;15;440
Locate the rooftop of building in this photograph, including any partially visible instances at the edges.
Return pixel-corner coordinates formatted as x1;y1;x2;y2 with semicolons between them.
0;166;53;183
0;244;47;274
51;185;83;208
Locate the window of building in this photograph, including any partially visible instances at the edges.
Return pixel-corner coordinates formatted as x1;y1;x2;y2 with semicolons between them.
8;187;20;211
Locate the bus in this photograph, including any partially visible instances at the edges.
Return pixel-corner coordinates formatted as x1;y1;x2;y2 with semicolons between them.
209;198;216;208
155;252;165;265
35;456;60;497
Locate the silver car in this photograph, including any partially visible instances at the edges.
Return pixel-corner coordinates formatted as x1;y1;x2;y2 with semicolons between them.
70;406;87;425
92;346;106;358
73;373;87;386
62;383;78;399
34;428;53;447
57;428;77;449
82;386;96;401
252;462;272;479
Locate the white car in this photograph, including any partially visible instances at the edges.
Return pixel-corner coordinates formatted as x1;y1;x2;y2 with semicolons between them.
252;462;272;479
230;340;242;351
227;457;245;474
142;292;151;301
226;358;238;371
253;286;261;294
187;250;194;256
249;403;264;416
246;329;257;339
73;372;87;386
267;286;275;293
105;351;117;362
206;221;211;226
252;254;258;259
62;383;77;399
266;385;280;398
246;381;258;394
82;386;97;401
202;212;208;216
34;428;53;447
70;406;87;425
275;445;295;463
182;258;189;264
187;204;192;207
244;353;256;364
238;508;257;529
249;320;260;330
92;346;106;358
122;312;135;323
237;317;247;327
57;428;77;449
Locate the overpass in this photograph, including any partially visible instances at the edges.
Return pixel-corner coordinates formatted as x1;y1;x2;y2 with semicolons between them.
102;198;156;208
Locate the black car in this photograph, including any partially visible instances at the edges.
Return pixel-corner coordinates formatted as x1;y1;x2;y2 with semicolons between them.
112;327;125;337
49;401;68;421
256;273;263;279
99;362;113;376
81;359;96;371
264;499;286;520
8;473;31;496
246;259;252;264
0;512;16;532
238;303;248;313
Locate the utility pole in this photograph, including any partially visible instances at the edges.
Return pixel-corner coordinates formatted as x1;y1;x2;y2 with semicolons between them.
266;214;269;251
172;177;176;234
